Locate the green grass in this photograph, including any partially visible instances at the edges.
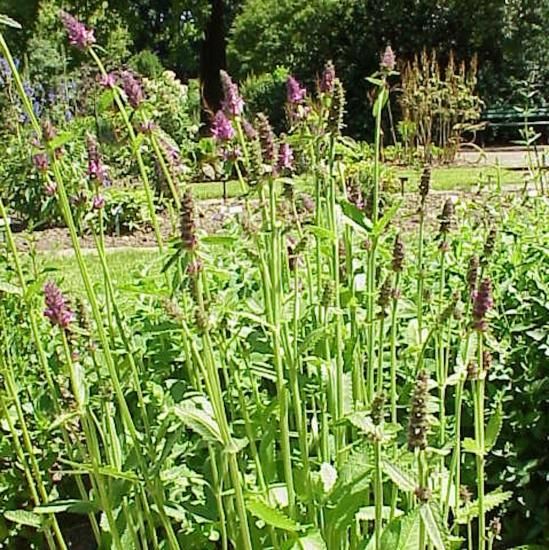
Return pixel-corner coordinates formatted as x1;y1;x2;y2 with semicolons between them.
187;165;525;200
42;247;159;296
398;165;524;192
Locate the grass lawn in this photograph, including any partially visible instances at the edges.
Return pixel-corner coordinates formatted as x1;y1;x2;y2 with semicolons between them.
188;165;525;199
398;165;523;191
44;247;160;296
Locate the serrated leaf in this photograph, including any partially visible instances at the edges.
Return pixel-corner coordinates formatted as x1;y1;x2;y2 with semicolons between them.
420;503;447;550
456;488;512;524
485;402;503;452
356;506;404;521
34;500;99;515
4;510;42;528
246;497;300;532
381;459;417;492
396;510;421;550
348;412;375;435
173;396;223;444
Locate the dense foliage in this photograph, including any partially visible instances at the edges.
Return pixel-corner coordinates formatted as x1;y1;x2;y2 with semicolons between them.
0;0;547;137
0;9;547;550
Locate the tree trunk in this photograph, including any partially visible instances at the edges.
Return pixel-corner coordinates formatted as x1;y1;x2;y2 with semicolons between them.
200;0;226;123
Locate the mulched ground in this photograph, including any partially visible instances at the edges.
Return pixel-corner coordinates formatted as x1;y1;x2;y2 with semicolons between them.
11;186;529;253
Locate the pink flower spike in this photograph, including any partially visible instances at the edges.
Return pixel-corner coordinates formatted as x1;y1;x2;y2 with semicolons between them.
211;110;235;141
59;11;95;50
44;281;74;329
287;76;306;104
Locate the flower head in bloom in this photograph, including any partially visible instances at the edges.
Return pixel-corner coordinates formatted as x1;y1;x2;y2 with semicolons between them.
320;60;336;94
287;76;306;104
139;120;157;135
277;142;294;173
242;118;257;140
220;70;244;117
222;146;242;162
121;71;144;108
472;277;493;331
256;113;276;164
44;181;57;196
44;281;74;329
86;135;110;186
59;11;95;50
211;110;235;141
33;153;49;173
92;195;105;210
99;72;116;89
380;45;396;72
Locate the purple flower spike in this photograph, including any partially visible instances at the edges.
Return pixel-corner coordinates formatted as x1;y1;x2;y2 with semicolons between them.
380;45;396;72
287;76;306;104
60;11;95;50
92;195;105;210
242;118;257;140
277;142;294;172
33;153;49;173
211;110;235;141
44;281;74;329
44;181;57;196
121;71;144;108
99;72;116;89
320;61;336;93
86;135;109;186
220;70;244;117
472;277;493;331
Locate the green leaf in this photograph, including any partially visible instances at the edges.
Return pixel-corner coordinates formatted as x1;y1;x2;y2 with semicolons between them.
348;412;375;435
339;199;373;232
246;497;300;532
308;225;335;242
97;90;115;113
173;396;223;444
485;402;503;452
396;510;421;550
462;437;481;455
0;14;22;28
34;500;99;515
319;463;337;493
202;234;239;247
456;488;512;524
48;132;72;150
0;281;22;296
381;459;417;492
356;506;403;521
73;361;87;406
373;87;389;118
4;510;42;528
419;503;447;550
373;199;402;237
60;460;139;482
286;529;327;549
